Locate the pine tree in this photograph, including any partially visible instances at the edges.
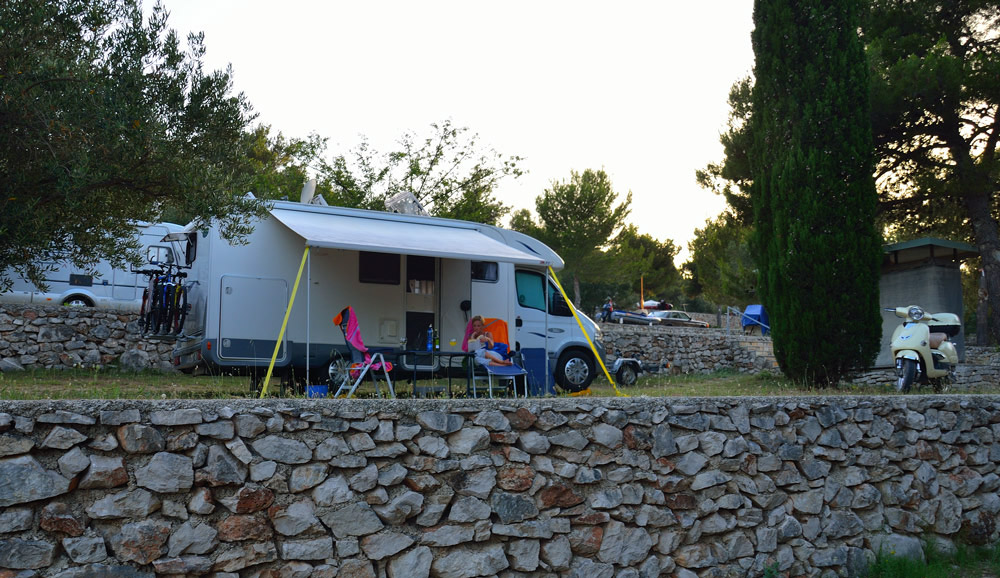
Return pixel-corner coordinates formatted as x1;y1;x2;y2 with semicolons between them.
748;0;882;385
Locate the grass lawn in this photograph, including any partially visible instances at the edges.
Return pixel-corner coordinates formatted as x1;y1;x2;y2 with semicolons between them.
864;541;1000;578
1;367;995;400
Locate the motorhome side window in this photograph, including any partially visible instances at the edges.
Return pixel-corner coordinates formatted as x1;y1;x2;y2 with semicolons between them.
471;261;498;282
359;252;401;285
515;270;545;311
146;245;174;265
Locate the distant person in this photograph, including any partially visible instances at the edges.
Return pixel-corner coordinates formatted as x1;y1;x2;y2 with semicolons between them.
600;297;614;322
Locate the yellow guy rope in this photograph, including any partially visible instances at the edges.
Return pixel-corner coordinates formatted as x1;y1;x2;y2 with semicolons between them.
260;246;310;398
547;266;627;397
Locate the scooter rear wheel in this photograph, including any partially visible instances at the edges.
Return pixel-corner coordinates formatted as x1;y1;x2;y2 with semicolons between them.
897;358;917;393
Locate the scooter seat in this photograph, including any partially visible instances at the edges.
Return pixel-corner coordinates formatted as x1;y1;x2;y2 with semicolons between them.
929;332;947;349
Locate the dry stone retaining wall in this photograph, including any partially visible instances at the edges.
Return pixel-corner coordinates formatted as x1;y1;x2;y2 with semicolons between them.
2;396;1000;578
850;346;1000;390
2;305;997;391
0;305;173;373
602;323;1000;390
600;324;777;374
0;306;776;376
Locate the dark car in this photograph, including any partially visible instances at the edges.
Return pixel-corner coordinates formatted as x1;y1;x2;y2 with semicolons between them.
648;310;709;328
608;310;660;326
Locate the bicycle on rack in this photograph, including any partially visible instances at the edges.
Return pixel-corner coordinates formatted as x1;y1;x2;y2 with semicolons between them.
137;264;190;337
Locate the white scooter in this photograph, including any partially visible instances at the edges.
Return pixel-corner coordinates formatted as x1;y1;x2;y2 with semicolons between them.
885;305;961;393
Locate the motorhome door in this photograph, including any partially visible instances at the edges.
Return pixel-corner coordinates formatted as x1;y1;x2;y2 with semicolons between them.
218;275;288;362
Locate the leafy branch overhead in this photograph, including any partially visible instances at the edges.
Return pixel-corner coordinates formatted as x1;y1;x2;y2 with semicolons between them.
319;121;525;225
245;120;526;226
0;0;268;290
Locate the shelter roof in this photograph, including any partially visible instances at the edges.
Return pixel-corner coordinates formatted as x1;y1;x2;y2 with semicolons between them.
883;237;978;267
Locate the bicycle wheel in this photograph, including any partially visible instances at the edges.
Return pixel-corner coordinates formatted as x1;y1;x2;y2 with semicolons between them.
159;282;177;335
147;278;163;335
156;282;172;334
138;287;150;332
172;285;188;335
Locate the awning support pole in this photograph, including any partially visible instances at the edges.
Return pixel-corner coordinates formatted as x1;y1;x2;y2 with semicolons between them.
306;249;311;386
260;246;310;398
547;266;625;397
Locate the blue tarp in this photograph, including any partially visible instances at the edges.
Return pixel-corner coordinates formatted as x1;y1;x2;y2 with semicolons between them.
742;305;770;336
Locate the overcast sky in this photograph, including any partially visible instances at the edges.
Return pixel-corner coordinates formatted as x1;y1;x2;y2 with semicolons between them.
154;0;756;263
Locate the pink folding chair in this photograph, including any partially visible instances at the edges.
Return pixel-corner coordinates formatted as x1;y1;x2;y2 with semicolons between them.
330;306;395;398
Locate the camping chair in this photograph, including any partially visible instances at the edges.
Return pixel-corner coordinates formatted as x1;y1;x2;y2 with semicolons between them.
462;317;527;398
330;306;395;399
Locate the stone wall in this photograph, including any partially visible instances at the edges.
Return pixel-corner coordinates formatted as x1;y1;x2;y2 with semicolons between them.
2;396;1000;578
2;305;996;392
601;322;1000;390
600;324;778;375
0;306;775;376
0;305;173;372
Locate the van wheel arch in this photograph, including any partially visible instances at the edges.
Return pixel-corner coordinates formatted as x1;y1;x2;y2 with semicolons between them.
62;295;94;307
555;348;596;392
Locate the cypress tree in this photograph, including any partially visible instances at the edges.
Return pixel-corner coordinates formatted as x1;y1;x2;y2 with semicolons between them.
749;0;882;385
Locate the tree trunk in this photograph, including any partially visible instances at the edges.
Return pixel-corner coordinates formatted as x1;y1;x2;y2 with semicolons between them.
572;274;581;307
965;192;1000;345
978;269;989;345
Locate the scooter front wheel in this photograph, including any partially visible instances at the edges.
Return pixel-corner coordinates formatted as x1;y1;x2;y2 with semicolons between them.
615;363;638;387
897;358;917;393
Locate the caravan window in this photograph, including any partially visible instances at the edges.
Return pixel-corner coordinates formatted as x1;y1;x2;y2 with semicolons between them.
359;252;401;285
407;255;435;282
471;261;498;282
515;270;545;311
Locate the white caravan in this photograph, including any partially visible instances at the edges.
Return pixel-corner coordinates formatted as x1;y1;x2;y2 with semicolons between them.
0;222;186;312
169;200;604;393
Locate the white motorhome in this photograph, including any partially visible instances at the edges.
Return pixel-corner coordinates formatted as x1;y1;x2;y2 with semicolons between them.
0;222;186;312
169;200;604;393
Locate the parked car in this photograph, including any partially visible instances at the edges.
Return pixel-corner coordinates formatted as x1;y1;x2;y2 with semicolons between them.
649;310;709;328
608;309;660;326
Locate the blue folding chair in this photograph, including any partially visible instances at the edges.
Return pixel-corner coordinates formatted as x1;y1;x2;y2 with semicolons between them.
463;317;527;398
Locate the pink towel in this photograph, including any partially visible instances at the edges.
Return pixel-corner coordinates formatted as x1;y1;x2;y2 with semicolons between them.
334;306;392;375
461;319;476;352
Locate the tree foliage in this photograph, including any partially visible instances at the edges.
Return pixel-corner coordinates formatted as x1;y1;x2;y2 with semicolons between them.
319;120;524;225
0;0;267;289
686;213;758;308
750;0;883;385
615;227;684;306
695;77;755;225
701;1;1000;344
509;169;636;307
867;0;1000;343
244;126;328;203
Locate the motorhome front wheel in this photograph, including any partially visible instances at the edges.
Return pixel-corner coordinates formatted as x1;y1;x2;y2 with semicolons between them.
556;350;595;392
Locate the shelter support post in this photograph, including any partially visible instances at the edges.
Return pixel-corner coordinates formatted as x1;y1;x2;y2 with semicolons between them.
547;266;625;397
260;246;310;398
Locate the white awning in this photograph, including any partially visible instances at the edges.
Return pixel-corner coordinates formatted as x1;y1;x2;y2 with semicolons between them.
271;207;552;266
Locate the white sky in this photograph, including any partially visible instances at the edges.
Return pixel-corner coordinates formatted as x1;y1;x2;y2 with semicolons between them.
154;0;755;263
